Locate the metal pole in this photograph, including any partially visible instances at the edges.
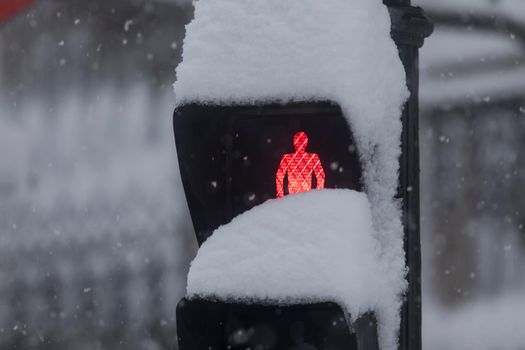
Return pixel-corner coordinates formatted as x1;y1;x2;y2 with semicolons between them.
398;41;422;350
383;1;433;350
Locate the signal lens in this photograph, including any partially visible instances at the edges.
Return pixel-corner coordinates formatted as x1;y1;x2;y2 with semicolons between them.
276;131;325;198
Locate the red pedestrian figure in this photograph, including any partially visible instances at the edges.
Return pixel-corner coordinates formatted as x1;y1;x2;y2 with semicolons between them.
276;131;325;198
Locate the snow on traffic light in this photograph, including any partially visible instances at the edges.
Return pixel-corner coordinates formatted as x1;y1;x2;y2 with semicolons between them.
172;0;432;349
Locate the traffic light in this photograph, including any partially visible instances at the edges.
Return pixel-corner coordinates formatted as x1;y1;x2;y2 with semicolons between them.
177;299;379;350
172;1;433;349
174;102;362;245
174;101;377;350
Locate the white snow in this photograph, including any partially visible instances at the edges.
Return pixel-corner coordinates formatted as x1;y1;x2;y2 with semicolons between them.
188;190;404;350
174;1;409;349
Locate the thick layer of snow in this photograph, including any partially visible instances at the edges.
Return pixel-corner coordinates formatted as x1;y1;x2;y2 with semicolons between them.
174;1;408;349
188;190;404;350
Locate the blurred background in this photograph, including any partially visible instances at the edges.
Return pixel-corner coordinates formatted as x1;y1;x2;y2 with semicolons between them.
0;0;523;349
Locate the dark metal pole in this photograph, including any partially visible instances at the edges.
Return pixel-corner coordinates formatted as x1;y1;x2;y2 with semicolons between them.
383;1;433;350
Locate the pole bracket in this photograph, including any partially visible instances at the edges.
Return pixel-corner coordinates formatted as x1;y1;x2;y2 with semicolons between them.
388;5;434;48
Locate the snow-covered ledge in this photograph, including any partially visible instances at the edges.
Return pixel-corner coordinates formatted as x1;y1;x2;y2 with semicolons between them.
188;190;401;349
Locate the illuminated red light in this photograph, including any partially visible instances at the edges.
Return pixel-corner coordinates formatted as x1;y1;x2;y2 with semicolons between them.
276;131;325;198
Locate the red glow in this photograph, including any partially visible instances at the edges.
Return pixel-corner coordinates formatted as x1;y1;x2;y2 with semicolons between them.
276;131;325;198
0;0;35;23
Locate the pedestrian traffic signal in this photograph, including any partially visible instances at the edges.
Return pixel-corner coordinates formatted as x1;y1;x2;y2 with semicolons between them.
174;101;363;244
173;1;434;349
177;299;379;350
174;101;376;350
